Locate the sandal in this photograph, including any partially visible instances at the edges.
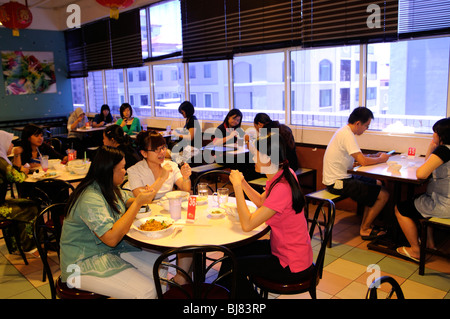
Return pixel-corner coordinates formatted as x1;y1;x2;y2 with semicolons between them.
361;228;386;241
396;246;419;262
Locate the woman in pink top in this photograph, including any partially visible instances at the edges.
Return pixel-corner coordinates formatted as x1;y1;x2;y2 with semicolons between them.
218;132;313;298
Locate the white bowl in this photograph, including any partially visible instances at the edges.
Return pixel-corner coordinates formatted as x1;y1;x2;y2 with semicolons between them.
387;161;397;166
207;207;225;219
223;202;239;220
132;216;174;238
71;162;90;175
390;164;402;171
48;159;61;169
164;191;190;201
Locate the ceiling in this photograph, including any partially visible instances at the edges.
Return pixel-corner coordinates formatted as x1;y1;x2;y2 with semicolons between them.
0;0;157;31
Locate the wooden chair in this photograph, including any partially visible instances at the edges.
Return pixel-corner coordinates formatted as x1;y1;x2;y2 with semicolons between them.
33;203;107;299
251;199;336;299
365;276;405;299
419;217;450;275
153;245;237;299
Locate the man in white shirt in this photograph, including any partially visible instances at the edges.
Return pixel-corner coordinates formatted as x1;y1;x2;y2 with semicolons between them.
323;107;390;240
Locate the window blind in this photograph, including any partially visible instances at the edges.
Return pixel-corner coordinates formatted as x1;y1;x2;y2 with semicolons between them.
64;9;143;77
64;28;87;78
302;0;398;47
181;0;302;62
398;0;450;38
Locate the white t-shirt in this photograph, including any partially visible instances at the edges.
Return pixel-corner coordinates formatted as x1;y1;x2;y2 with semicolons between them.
127;160;183;199
322;125;361;186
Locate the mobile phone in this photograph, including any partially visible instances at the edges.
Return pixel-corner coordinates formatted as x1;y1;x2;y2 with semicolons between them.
386;150;395;155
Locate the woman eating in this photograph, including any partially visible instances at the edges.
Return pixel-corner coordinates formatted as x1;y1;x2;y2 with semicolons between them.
93;104;113;128
60;146;161;298
212;109;245;146
218;132;313;298
127;130;191;199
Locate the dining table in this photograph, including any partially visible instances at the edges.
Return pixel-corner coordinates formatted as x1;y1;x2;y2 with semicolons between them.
348;154;428;256
23;162;87;184
125;196;269;252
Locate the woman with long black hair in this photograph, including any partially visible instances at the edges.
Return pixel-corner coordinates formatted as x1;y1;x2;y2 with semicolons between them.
60;146;161;298
218;132;313;298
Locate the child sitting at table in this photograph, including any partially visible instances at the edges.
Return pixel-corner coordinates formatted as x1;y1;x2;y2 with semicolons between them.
217;132;314;298
395;117;450;262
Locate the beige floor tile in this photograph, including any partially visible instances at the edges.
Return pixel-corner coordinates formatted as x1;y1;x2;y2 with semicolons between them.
324;258;368;281
401;280;448;299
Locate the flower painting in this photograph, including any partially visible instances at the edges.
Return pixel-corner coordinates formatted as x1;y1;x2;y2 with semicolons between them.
1;51;57;95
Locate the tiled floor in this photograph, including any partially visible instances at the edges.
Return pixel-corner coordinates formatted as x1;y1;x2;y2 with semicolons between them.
0;207;449;299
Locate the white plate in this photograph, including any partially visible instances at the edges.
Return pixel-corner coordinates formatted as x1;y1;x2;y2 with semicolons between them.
132;216;174;238
163;191;190;201
32;172;60;180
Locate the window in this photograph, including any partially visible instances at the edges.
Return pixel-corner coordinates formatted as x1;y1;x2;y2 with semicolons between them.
70;78;87;113
291;45;360;126
367;38;450;133
128;71;134;82
140;0;182;59
105;69;125;114
204;64;212;78
319;59;332;81
320;90;332;107
86;71;104;114
154;62;185;118
188;60;229;120
234;52;285;123
190;94;197;106
189;65;196;79
127;66;150;116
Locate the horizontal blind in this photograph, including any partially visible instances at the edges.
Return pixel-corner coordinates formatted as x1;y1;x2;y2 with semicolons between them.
181;0;232;62
84;20;113;71
64;28;87;78
398;0;450;38
64;10;143;76
230;0;302;53
110;9;143;69
302;0;398;47
181;0;301;62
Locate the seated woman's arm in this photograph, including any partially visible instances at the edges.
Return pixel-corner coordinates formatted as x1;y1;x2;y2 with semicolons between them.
98;189;154;247
174;163;191;192
131;163;172;197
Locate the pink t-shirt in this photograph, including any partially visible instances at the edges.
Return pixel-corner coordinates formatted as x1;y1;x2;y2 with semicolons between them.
263;169;313;273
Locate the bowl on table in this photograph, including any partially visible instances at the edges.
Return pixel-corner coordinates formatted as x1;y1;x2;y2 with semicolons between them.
68;160;91;175
132;216;174;238
48;159;61;169
158;191;190;211
207;207;225;219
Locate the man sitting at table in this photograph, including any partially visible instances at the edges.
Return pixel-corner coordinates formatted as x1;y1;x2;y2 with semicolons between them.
322;107;390;240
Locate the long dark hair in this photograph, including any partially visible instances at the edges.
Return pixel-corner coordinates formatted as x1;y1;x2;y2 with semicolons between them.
255;132;305;214
254;113;295;149
21;124;44;162
223;109;243;129
433;117;450;145
119;103;133;119
66;146;125;217
99;104;113;123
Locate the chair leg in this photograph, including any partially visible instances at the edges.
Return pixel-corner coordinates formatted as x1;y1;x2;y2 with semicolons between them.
12;221;28;265
419;222;427;276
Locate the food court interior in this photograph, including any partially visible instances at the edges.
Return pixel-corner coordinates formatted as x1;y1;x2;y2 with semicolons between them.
0;0;449;299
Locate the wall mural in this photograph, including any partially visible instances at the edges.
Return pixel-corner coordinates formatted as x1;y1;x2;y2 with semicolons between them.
1;50;57;95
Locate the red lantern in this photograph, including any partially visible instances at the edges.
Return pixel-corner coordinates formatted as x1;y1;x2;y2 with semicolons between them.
0;1;33;36
95;0;134;20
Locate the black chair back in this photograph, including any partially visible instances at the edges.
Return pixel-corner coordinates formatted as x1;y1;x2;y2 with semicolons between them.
32;179;74;205
193;170;234;197
153;245;237;299
33;203;66;299
366;276;405;299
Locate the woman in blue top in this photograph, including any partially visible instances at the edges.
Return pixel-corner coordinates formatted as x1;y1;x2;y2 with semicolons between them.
395;117;450;262
60;146;161;298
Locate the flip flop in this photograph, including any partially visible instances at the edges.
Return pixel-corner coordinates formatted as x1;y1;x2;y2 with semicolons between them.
361;228;386;241
396;246;419;262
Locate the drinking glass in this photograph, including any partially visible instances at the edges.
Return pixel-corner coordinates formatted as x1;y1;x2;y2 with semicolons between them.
197;183;209;202
41;155;49;172
213;188;229;206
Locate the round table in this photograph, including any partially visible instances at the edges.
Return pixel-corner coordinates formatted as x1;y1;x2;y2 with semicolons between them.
125;196;270;252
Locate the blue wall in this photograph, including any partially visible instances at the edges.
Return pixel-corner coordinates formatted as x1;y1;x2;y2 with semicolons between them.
0;28;73;121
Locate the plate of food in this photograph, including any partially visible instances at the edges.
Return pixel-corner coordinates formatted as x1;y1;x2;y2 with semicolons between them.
32;171;59;180
132;216;174;238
